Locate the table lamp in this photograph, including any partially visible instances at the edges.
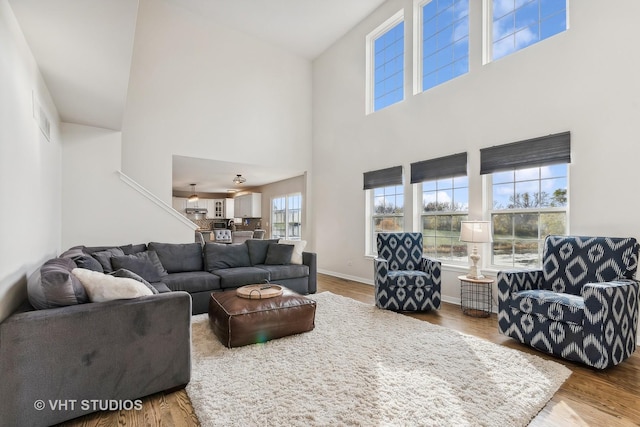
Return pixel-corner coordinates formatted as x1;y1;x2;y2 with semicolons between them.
460;221;492;279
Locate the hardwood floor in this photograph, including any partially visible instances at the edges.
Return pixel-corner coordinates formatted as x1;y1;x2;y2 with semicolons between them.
58;274;640;426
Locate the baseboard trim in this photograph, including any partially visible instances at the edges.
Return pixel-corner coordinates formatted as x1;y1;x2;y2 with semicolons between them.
317;269;373;286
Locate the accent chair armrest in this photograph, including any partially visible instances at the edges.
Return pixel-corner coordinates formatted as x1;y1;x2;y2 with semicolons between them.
497;269;543;335
374;257;389;287
420;256;442;289
581;279;639;368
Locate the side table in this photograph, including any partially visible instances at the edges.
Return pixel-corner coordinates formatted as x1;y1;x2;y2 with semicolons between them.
458;275;494;318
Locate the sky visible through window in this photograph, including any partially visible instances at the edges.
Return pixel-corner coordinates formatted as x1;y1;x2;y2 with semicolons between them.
422;0;469;91
374;21;404;111
492;0;567;61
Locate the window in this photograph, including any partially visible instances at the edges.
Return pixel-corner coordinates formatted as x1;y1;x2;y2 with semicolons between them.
271;193;302;240
488;0;568;61
412;153;468;261
416;0;469;93
481;132;571;267
366;10;405;113
364;166;404;255
371;185;405;254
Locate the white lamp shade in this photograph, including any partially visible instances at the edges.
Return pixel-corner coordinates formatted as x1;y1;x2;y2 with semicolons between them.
460;221;492;243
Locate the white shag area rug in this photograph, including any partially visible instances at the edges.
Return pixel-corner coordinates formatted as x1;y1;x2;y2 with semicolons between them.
187;292;571;426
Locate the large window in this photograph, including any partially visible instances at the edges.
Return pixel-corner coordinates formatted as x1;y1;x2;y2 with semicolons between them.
271;193;302;240
412;152;468;261
482;132;571;268
489;0;568;61
366;10;405;113
364;166;404;255
417;0;469;92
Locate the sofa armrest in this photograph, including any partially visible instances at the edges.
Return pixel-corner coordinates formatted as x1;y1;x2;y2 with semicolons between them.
497;269;543;334
303;252;317;294
0;292;192;427
581;280;639;368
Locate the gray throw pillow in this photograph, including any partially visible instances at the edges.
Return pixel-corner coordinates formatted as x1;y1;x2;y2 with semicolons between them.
72;255;104;273
204;243;251;271
27;257;89;310
246;239;279;265
110;251;168;283
148;242;203;273
264;244;294;265
110;268;159;294
90;248;125;273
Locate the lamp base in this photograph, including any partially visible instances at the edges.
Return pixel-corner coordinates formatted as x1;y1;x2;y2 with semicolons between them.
466;247;484;279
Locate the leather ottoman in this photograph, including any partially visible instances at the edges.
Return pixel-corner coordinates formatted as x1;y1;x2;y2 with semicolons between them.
208;287;316;348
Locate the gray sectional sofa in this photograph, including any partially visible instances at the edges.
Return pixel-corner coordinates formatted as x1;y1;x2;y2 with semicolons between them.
0;238;316;426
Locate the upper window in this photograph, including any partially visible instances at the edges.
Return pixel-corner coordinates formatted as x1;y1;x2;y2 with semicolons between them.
366;11;405;113
489;0;568;61
271;193;302;240
417;0;469;92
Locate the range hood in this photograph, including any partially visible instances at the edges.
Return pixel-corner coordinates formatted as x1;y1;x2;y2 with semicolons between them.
185;207;208;215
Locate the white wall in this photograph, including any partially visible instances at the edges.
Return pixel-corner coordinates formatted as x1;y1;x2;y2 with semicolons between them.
0;0;61;321
312;0;640;301
61;123;194;249
121;0;313;204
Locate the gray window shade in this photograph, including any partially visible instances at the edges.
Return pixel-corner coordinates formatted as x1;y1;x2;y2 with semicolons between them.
410;152;467;184
480;131;570;175
363;166;403;190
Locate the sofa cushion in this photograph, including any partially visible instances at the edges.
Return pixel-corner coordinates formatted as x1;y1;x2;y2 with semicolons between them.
160;271;221;293
110;268;159;294
265;244;294;265
246;239;279;265
278;239;307;264
204;243;251;271
150;281;172;293
511;289;584;326
148;242;204;273
386;270;432;288
213;267;270;289
72;268;153;302
27;257;89;310
90;248;125;273
122;243;148;255
256;264;310;281
111;251;168;282
59;245;87;259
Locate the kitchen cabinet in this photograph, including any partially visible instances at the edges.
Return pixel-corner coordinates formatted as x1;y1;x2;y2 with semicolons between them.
234;193;261;218
224;198;235;218
172;197;187;212
205;199;233;219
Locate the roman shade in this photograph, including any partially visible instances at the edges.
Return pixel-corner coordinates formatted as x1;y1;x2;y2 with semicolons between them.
480;131;570;175
410;152;467;184
363;166;403;190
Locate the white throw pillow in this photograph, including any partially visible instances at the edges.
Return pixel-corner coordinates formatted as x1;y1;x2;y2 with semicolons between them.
278;239;307;265
72;268;153;302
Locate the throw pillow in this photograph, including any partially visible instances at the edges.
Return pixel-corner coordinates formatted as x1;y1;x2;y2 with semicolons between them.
204;242;251;271
72;268;153;302
27;257;89;310
90;247;125;273
110;268;159;294
278;239;307;264
246;239;280;265
264;244;295;265
147;242;203;273
110;251;168;282
72;255;104;273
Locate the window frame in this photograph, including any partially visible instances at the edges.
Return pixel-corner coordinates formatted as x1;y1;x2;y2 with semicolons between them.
366;9;405;115
413;0;470;95
486;164;570;269
270;192;303;240
483;0;569;64
366;184;405;256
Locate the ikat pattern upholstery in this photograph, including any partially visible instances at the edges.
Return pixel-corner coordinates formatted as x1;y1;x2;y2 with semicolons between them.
374;233;442;311
498;235;639;369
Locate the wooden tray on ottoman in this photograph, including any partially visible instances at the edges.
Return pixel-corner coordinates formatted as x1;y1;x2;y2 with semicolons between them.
208;287;316;348
236;284;283;299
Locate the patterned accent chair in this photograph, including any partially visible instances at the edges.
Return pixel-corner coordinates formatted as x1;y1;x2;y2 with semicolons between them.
498;235;639;369
374;232;442;311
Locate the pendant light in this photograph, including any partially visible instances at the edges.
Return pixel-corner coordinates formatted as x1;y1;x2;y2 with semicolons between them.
188;184;199;202
233;174;246;185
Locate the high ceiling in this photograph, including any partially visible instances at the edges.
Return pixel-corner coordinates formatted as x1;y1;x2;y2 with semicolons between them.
8;0;384;191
